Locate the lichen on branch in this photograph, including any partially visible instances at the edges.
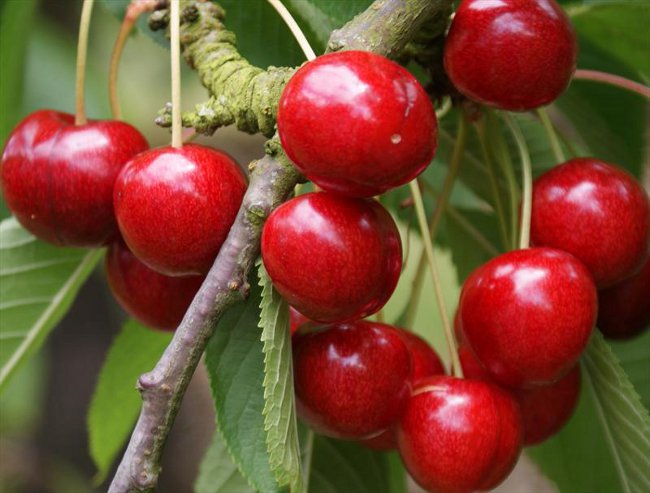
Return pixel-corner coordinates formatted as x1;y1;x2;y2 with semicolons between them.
153;1;294;137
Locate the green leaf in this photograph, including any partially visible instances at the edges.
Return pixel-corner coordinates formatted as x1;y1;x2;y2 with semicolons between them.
583;332;650;493
258;264;302;491
87;320;172;482
195;429;255;493
307;436;390;493
204;280;279;493
568;1;650;79
610;330;650;410
0;218;101;393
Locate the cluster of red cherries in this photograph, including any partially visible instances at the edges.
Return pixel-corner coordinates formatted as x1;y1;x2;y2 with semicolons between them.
2;0;649;491
2;117;247;331
264;1;650;493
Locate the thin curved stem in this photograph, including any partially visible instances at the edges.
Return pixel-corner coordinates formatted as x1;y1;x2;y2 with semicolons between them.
409;179;462;377
503;114;533;250
405;115;467;329
474;118;510;250
75;0;95;125
267;0;317;61
574;69;650;100
537;108;566;163
435;97;452;120
170;0;182;148
109;0;158;120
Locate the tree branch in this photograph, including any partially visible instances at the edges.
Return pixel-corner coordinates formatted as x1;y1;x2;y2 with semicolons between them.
109;0;452;491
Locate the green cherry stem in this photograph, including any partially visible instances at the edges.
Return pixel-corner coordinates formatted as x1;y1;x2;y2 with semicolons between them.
267;0;317;61
409;178;463;377
109;0;158;120
537;108;566;163
74;0;95;125
405;115;467;329
170;0;182;148
503;114;533;250
574;69;650;99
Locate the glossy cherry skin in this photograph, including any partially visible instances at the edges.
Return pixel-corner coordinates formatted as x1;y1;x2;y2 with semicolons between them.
361;329;445;451
397;376;523;493
531;158;650;288
277;51;437;197
459;247;597;388
598;257;650;340
261;192;402;323
444;0;577;111
1;110;149;246
105;240;204;331
460;345;582;446
114;144;247;276
292;321;412;440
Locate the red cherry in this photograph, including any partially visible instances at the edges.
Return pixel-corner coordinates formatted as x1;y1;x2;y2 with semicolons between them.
444;0;577;110
1;110;148;246
516;366;581;446
105;240;204;331
531;158;650;288
289;307;311;335
598;257;650;340
361;329;445;451
277;51;437;197
114;144;247;276
460;345;582;446
397;376;522;492
292;321;411;440
261;192;402;323
459;247;597;388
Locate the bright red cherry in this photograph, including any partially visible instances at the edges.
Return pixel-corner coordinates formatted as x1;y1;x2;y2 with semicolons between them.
1;110;148;246
277;50;437;197
289;307;311;335
397;376;523;492
598;257;650;340
459;247;597;388
460;345;581;446
361;329;445;451
114;144;247;276
292;321;412;440
261;192;402;323
105;240;204;331
531;158;650;288
444;0;577;110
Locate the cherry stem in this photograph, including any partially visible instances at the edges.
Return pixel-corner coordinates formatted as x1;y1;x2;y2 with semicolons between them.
474;118;510;251
537;108;566;163
408;179;463;377
405;115;467;330
74;0;95;125
435;97;452;119
503;114;533;250
109;0;158;120
574;69;650;100
267;0;316;61
170;0;182;148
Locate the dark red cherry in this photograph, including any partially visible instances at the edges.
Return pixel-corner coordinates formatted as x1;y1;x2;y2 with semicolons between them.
261;192;402;323
361;329;445;451
598;257;650;339
516;366;581;445
531;158;650;288
106;240;204;331
114;144;247;276
460;345;581;446
1;110;148;246
277;50;437;197
292;321;411;440
459;247;597;388
397;376;522;492
444;0;577;110
289;307;311;335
